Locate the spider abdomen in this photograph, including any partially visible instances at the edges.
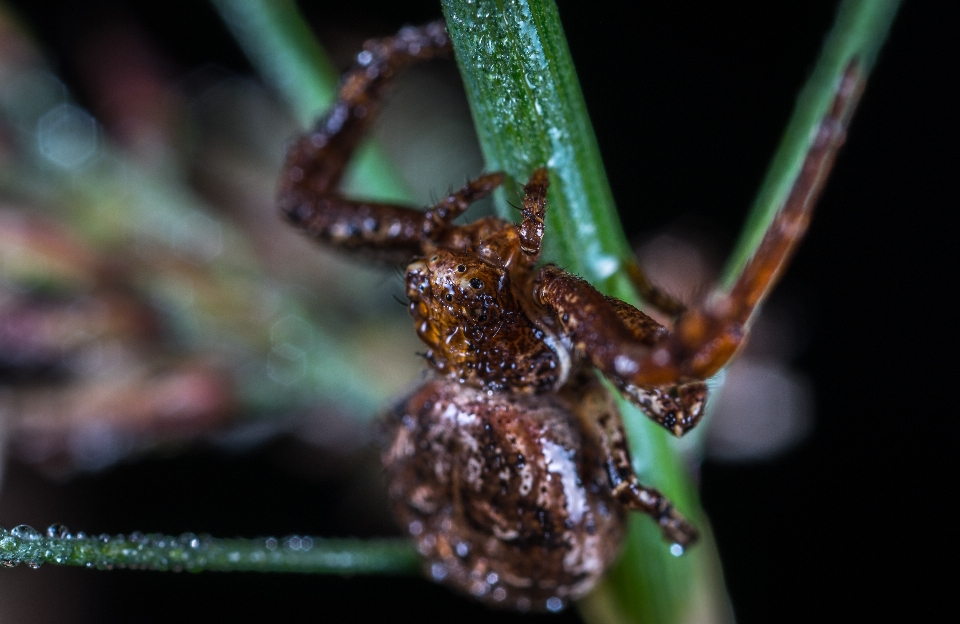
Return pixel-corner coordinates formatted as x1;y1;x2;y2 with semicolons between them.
383;376;624;611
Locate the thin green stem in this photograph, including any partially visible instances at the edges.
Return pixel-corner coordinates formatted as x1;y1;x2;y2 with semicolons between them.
0;525;420;575
720;0;900;290
209;0;411;201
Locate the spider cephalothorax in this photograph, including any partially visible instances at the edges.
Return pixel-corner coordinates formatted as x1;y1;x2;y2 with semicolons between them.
279;18;863;612
404;238;565;393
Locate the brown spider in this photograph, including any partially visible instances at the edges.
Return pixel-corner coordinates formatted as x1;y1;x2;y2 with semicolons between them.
278;20;862;612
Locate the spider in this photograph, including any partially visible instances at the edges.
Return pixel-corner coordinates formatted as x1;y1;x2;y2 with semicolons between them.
278;20;862;612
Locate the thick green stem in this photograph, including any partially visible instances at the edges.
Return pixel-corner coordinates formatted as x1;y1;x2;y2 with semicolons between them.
0;525;419;575
441;2;726;623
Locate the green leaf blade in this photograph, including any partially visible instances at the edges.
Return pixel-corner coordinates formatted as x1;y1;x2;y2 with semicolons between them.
721;0;900;289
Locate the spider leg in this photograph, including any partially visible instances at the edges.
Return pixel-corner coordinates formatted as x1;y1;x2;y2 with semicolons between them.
279;21;502;261
602;295;708;435
565;373;698;547
537;61;865;425
280;21;450;197
284;175;502;263
722;60;865;325
537;266;708;435
516;167;549;261
423;173;505;233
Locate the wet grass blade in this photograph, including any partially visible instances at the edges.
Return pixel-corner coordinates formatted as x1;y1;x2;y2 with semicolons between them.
0;525;420;575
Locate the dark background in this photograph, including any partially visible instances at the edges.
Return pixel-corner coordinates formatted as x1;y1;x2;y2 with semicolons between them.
0;1;950;623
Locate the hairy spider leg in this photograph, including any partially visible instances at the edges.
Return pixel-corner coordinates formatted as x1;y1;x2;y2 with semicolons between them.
281;20;450;196
565;372;698;546
534;267;706;435
279;20;500;262
517;167;549;260
599;296;709;435
536;61;866;415
724;61;865;323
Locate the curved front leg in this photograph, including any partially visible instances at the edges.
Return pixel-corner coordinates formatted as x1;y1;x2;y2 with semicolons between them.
279;21;501;262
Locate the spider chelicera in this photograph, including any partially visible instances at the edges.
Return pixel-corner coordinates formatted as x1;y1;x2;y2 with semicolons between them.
278;20;862;612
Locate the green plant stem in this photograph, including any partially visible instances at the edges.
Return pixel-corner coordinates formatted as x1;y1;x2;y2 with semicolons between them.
209;0;411;202
720;0;900;290
0;525;420;575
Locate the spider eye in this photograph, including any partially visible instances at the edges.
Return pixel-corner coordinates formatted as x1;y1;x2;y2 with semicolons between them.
469;278;483;289
457;264;466;273
445;293;453;302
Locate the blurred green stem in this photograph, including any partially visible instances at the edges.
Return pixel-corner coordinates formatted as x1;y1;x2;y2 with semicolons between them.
210;0;411;201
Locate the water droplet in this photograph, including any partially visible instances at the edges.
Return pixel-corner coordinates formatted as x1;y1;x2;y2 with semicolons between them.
46;523;71;539
546;597;564;612
0;535;16;552
26;560;43;569
11;525;39;541
670;543;685;557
